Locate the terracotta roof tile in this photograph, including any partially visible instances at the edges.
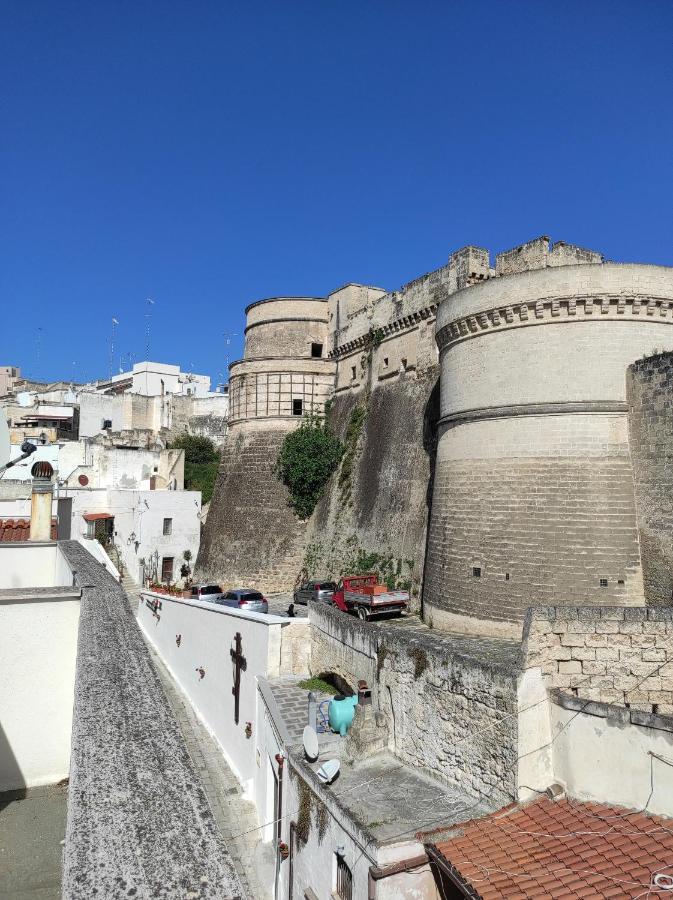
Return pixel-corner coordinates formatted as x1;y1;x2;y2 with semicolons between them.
0;518;57;542
429;797;673;899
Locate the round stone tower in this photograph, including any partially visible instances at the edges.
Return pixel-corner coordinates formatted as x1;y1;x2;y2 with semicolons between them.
196;297;336;592
423;260;673;638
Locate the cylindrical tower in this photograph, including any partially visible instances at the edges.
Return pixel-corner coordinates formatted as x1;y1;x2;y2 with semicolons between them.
196;297;336;591
423;262;673;638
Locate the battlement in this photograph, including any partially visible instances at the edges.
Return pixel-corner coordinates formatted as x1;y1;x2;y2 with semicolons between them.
495;235;604;277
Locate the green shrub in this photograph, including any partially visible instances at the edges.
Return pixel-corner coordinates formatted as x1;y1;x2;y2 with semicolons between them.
276;415;343;519
168;434;219;503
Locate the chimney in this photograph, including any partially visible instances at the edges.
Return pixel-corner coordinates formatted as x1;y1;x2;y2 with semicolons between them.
30;460;54;541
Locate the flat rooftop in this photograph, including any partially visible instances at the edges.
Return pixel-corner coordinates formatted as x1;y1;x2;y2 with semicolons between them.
261;674;491;848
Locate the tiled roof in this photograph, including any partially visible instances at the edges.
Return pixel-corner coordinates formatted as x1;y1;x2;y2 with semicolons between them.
428;797;673;899
0;518;57;541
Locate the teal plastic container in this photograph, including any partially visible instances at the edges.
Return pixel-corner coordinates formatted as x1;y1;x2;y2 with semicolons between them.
328;695;358;736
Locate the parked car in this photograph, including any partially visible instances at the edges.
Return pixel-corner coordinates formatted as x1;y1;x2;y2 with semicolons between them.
220;589;269;615
190;583;226;603
293;580;337;605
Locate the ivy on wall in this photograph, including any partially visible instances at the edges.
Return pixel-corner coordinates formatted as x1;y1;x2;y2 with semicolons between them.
276;415;343;519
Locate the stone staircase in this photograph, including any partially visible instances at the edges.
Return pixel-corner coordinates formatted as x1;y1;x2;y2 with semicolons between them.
121;572;143;614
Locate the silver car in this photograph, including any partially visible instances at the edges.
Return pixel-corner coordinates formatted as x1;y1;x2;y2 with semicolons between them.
293;580;336;605
219;589;269;615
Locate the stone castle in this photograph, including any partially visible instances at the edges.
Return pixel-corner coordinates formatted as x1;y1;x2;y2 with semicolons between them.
197;235;673;637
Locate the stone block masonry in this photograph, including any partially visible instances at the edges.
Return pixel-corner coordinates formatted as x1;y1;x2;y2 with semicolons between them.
196;424;307;592
309;602;521;806
627;352;673;605
522;606;673;715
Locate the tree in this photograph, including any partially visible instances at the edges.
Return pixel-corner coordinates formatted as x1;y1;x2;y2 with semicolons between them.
276;415;343;519
169;434;219;503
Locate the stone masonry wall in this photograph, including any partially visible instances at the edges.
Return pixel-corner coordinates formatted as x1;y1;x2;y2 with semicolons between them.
195;424;307;591
309;602;519;805
522;606;673;715
627;353;673;605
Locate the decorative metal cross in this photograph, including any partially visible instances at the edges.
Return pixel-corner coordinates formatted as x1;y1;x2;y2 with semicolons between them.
230;632;247;725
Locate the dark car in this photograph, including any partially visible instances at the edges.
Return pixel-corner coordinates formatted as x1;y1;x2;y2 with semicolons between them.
218;589;269;615
293;580;337;605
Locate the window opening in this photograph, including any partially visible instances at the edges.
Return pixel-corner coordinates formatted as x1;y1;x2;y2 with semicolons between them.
383;357;389;368
311;342;323;358
472;566;481;578
163;518;172;536
599;578;608;588
351;366;356;380
400;358;408;371
292;399;303;416
505;572;510;581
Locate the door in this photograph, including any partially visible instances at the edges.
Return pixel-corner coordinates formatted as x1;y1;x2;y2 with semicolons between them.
161;556;174;583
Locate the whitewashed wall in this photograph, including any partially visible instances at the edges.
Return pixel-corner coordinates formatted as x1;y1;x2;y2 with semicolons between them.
138;592;289;795
0;591;80;790
550;700;673;817
0;543;73;589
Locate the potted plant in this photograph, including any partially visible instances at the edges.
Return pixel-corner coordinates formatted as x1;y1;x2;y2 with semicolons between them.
278;841;289;861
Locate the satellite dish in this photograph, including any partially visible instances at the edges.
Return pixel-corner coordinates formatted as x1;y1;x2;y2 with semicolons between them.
0;410;9;468
317;759;340;785
303;725;319;762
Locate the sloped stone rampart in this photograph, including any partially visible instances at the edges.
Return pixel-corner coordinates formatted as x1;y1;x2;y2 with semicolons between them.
195;424;306;591
309;602;520;804
522;606;673;715
303;370;440;604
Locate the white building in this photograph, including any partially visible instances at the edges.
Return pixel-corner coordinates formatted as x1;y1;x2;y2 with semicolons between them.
94;361;212;398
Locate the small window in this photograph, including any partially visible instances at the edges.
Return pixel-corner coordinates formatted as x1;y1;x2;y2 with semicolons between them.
293;399;303;416
163;518;172;536
102;418;112;429
599;578;608;588
472;566;481;578
351;366;356;380
311;342;323;358
617;579;625;586
400;358;408;371
505;572;510;581
336;854;353;900
383;357;389;368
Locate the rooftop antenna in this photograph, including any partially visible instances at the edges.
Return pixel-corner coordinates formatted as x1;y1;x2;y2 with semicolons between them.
145;298;155;360
223;331;238;372
36;327;42;378
109;318;119;382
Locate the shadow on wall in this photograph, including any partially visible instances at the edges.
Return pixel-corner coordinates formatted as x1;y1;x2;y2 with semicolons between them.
0;721;26;809
420;378;441;619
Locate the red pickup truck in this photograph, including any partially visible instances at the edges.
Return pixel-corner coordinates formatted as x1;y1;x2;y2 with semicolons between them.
332;574;409;621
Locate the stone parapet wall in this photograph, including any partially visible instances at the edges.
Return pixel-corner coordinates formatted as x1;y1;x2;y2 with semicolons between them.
309;603;520;804
522;606;673;715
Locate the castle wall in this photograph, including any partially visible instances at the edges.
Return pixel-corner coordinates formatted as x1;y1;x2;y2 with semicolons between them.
627;353;673;605
195;420;308;591
424;263;673;637
304;329;439;602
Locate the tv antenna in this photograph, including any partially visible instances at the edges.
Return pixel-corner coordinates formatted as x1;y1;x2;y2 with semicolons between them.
109;317;119;381
145;298;155;359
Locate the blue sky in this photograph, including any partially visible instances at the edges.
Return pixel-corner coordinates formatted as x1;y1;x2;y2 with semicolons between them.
1;0;672;386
